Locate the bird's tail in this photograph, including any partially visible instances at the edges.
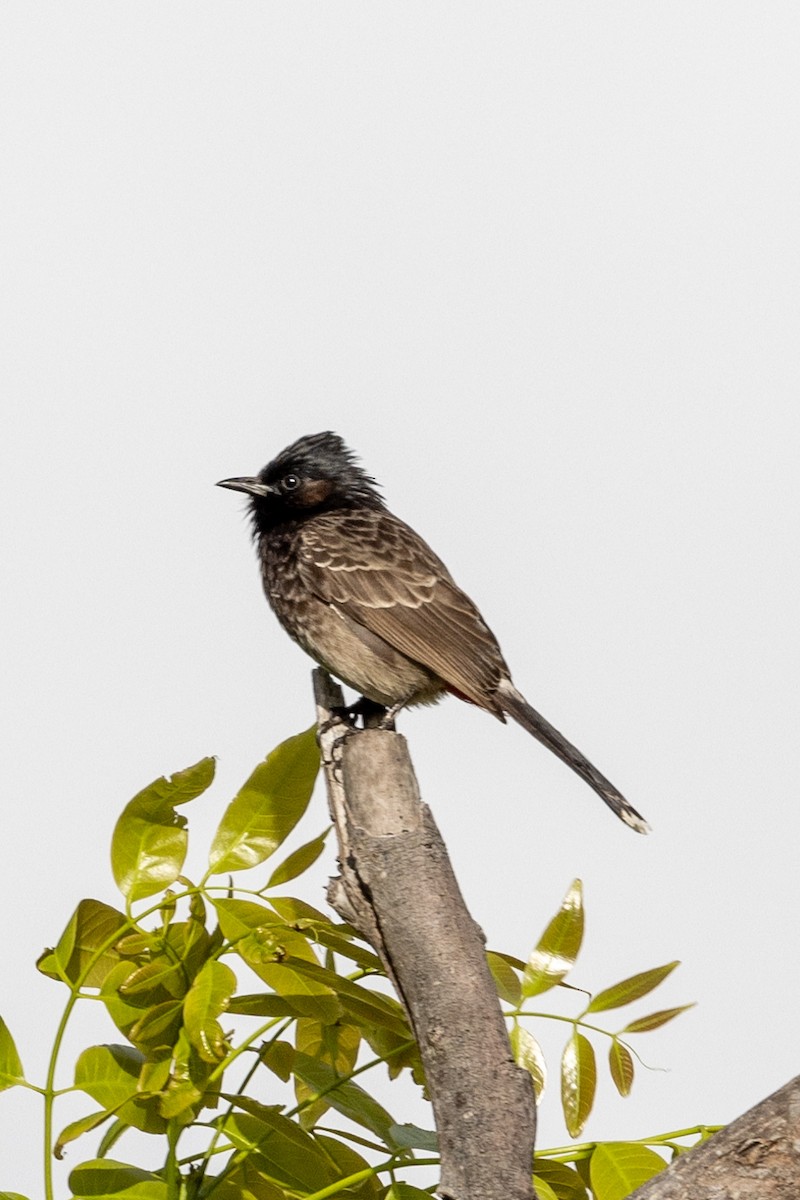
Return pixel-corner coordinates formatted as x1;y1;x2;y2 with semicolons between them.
496;679;650;834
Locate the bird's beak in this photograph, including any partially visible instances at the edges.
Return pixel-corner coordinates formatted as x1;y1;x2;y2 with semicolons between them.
216;476;275;497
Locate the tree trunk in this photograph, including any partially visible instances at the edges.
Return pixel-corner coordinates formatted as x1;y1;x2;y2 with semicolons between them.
313;669;536;1200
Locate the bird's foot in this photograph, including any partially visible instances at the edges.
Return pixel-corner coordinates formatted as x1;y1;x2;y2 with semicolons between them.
341;696;390;730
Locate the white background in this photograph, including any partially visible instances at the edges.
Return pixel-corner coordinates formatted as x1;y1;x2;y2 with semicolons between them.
2;4;799;1196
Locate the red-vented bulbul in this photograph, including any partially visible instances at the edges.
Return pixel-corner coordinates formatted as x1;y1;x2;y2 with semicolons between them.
218;432;648;833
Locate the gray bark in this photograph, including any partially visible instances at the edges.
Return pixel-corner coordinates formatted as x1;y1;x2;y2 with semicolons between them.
631;1074;800;1199
313;668;536;1200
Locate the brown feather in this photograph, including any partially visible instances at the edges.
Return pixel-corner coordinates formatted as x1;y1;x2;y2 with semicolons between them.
297;509;509;711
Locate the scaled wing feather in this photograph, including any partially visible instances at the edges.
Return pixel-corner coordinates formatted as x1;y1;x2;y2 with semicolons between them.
297;513;508;709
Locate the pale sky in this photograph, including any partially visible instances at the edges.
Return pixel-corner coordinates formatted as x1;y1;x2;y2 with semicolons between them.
2;5;799;1196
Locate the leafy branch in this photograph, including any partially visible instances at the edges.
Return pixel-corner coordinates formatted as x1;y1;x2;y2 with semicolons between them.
0;727;693;1200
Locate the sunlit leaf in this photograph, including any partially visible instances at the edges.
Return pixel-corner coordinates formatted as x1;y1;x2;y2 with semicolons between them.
111;758;215;902
561;1031;596;1138
608;1039;634;1097
128;1000;183;1054
183;960;237;1063
267;831;329;888
532;1179;559;1200
37;899;128;987
587;962;679;1013
304;926;383;973
266;897;383;972
533;1157;588;1199
208;729;319;874
0;1192;31;1199
74;1044;166;1135
138;1057;171;1095
510;1023;547;1101
119;957;185;1001
214;896;295;941
487;951;522;1006
214;898;342;1021
159;1028;217;1120
67;1158;168;1198
74;1044;143;1109
0;1018;24;1090
523;880;584;997
622;1004;695;1034
589;1142;667;1200
267;895;331;924
55;1107;115;1160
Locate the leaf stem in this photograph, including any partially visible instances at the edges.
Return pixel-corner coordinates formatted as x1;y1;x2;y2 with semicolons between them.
304;1157;440;1200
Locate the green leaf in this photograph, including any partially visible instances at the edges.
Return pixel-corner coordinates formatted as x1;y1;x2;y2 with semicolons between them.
37;899;128;987
315;1133;382;1197
587;962;679;1013
182;959;237;1063
67;1158;168;1198
608;1039;634;1097
291;1049;398;1146
111;758;215;902
261;1039;296;1082
0;1192;31;1199
523;880;584;997
127;1000;184;1055
159;1027;218;1119
214;896;297;940
589;1142;667;1200
384;1186;434;1200
267;897;383;971
622;1004;695;1033
119;957;185;1001
208;729;319;874
213;898;343;1021
0;1017;24;1089
55;1107;115;1160
510;1023;547;1100
287;959;413;1035
533;1180;559;1200
267;895;331;924
97;1118;128;1159
74;1044;143;1109
74;1044;167;1135
227;993;301;1019
386;1123;438;1151
561;1031;596;1138
223;1103;334;1191
207;1161;288;1199
294;1018;361;1128
267;830;329;887
487;951;522;1006
533;1157;588;1199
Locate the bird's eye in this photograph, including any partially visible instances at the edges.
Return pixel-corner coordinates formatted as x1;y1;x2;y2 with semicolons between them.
282;474;300;492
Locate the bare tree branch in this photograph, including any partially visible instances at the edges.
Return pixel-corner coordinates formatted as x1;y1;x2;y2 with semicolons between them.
632;1074;800;1199
314;668;536;1200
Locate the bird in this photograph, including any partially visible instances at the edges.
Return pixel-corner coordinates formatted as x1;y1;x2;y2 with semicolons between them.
217;432;649;833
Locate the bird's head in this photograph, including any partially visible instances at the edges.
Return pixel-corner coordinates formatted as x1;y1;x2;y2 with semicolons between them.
217;432;385;530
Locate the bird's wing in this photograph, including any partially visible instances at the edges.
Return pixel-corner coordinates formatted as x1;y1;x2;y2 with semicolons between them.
296;510;508;708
